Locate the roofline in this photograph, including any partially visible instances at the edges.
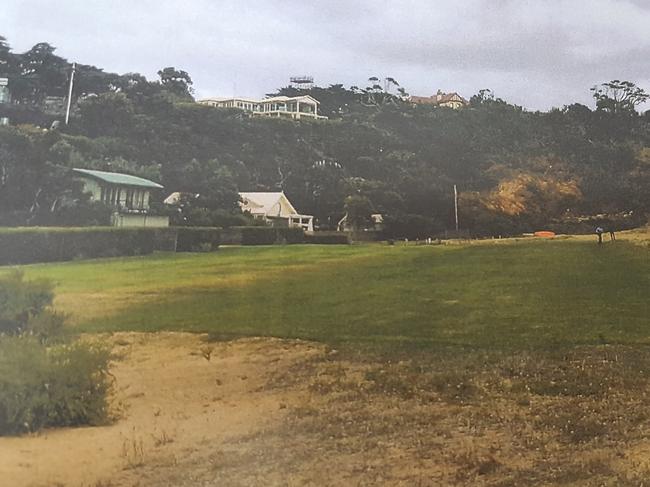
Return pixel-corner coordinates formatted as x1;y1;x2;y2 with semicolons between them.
239;191;299;215
198;95;321;105
72;168;164;189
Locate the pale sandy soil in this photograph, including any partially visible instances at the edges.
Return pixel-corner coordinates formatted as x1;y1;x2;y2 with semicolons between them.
3;332;650;486
0;333;327;487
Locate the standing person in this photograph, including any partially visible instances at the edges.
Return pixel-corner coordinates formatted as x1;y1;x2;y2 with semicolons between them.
603;218;616;242
595;226;604;244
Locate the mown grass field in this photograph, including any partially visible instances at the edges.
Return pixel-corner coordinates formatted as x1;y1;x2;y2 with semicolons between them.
5;236;648;351
4;234;650;485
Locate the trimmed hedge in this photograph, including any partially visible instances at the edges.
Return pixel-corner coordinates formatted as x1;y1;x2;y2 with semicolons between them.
305;232;350;244
240;227;305;245
175;227;221;252
220;227;305;245
0;225;312;266
0;227;155;265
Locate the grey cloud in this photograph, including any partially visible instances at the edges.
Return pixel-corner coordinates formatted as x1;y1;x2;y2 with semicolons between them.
2;0;649;110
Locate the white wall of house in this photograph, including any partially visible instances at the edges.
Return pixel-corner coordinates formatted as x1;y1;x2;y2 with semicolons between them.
111;213;169;227
0;79;9;104
77;177;151;210
199;96;326;120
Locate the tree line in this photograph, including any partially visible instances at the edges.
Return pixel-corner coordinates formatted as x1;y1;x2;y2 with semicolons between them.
0;36;648;236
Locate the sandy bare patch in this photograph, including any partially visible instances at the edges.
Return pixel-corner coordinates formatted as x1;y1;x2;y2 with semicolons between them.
0;333;326;487
4;334;650;486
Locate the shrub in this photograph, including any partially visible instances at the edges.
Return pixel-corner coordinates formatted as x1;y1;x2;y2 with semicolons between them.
0;272;55;336
382;214;444;240
239;227;305;245
175;227;221;252
305;232;350;244
279;227;306;244
0;227;155;265
37;201;113;227
170;207;250;228
0;273;112;436
240;226;279;245
0;337;112;435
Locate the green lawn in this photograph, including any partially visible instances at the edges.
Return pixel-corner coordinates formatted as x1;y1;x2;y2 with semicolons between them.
5;240;649;351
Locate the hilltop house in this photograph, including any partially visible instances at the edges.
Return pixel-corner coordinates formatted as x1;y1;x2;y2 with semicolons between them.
73;168;169;227
239;192;313;231
410;90;469;109
197;95;327;120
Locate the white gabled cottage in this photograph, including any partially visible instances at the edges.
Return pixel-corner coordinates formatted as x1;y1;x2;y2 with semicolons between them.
239;192;313;231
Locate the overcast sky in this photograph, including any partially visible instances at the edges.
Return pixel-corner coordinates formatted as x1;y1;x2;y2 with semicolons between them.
3;0;650;111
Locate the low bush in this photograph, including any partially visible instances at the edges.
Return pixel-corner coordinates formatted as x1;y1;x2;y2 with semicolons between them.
305;232;350;244
0;337;112;435
236;227;305;245
175;227;221;252
0;271;59;338
0;227;155;265
280;227;307;244
36;201;113;227
240;227;280;245
0;272;112;436
170;207;250;228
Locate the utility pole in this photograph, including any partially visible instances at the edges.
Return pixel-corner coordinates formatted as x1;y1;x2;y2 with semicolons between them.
453;184;459;232
64;62;76;125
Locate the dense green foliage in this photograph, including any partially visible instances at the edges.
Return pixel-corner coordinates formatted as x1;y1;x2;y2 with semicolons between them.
1;36;648;235
0;225;314;265
174;226;221;252
10;238;649;350
0;227;156;264
304;232;350;244
0;273;112;435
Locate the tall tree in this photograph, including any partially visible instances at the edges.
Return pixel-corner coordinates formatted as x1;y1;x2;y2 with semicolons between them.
591;80;649;114
13;42;69;103
157;67;194;100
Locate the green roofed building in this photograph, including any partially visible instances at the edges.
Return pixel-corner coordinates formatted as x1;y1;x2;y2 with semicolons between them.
73;168;169;227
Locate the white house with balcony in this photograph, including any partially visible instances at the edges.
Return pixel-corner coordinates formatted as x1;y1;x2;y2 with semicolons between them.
73;168;169;227
239;192;313;231
198;95;327;120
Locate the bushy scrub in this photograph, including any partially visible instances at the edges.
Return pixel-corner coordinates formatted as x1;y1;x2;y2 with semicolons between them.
0;271;61;339
0;338;111;435
0;272;112;435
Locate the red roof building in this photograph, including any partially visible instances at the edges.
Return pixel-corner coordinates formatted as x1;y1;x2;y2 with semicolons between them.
410;90;469;109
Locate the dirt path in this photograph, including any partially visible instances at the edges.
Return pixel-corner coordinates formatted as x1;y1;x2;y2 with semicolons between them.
0;333;326;487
